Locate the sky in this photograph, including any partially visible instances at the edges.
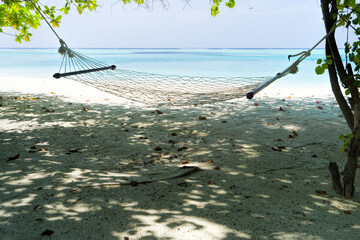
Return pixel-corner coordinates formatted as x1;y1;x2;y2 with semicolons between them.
0;0;355;48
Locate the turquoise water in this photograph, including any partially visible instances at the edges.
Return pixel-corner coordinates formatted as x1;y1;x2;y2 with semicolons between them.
0;48;334;88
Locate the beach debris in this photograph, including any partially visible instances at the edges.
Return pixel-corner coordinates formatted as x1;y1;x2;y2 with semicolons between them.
50;92;56;95
199;116;207;120
177;181;188;187
171;132;177;136
156;109;163;114
41;229;54;236
272;146;286;152
82;106;89;111
317;106;323;110
154;146;163;151
83;123;87;126
344;210;352;215
37;148;47;152
130;181;138;186
169;140;175;147
279;107;285;111
44;108;55;113
104;98;110;101
66;149;81;154
254;102;259;106
202;159;214;163
181;160;190;164
213;166;221;170
177;146;188;151
315;190;328;195
7;153;20;162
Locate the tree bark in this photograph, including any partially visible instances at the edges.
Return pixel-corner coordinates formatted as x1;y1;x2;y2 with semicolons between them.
321;0;359;197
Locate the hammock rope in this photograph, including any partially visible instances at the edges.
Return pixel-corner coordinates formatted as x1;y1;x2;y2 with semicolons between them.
26;0;340;106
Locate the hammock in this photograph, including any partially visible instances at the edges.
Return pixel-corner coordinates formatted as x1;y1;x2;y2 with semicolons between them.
28;0;334;106
52;41;304;106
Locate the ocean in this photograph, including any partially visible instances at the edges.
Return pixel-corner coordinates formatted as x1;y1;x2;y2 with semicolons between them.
0;48;334;89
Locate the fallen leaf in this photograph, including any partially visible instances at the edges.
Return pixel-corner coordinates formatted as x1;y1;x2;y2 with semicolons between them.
156;110;163;114
344;210;352;215
287;104;292;107
292;130;298;136
124;237;130;240
267;122;274;126
154;146;162;151
177;182;188;187
274;139;282;141
279;107;285;111
288;96;292;99
317;106;323;110
37;148;47;152
85;100;90;102
211;112;216;115
82;107;89;111
221;120;227;123
104;98;110;101
83;123;87;126
139;137;148;140
208;180;215;185
41;229;54;236
199;116;207;120
276;117;280;120
288;135;294;138
272;146;286;152
316;101;321;104
50;92;56;95
181;160;190;164
311;154;318;158
213;166;221;170
171;133;177;136
7;154;19;161
315;190;328;195
178;146;188;151
254;103;259;106
69;149;80;153
130;181;138;186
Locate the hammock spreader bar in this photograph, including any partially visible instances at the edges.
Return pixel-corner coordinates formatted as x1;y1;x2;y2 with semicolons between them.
246;73;282;99
53;65;117;79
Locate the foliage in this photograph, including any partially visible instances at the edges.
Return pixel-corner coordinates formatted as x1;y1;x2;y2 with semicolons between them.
0;0;235;43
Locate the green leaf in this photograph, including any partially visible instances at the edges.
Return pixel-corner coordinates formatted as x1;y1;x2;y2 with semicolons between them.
315;66;325;75
317;59;322;64
345;89;351;95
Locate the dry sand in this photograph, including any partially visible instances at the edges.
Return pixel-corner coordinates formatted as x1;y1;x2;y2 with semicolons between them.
0;77;360;240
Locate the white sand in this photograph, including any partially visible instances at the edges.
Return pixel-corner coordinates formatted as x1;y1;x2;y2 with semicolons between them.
1;77;360;240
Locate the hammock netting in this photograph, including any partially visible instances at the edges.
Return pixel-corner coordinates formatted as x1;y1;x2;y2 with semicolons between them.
53;46;289;106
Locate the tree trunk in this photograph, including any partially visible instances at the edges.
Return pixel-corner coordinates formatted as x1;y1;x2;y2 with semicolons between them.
321;0;359;197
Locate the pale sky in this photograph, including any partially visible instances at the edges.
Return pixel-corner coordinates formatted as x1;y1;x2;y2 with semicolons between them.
0;0;353;48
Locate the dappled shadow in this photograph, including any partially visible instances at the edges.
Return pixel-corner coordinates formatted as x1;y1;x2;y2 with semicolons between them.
1;92;359;239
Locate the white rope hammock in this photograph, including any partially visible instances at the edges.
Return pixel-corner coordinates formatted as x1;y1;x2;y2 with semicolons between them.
27;0;339;106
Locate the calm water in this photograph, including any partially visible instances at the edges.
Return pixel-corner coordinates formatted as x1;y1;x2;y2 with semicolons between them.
0;48;335;88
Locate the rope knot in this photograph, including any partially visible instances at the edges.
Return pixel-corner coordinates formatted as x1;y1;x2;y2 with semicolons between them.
58;39;74;58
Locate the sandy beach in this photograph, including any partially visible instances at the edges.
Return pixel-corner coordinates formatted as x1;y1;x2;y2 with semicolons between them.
1;76;359;240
